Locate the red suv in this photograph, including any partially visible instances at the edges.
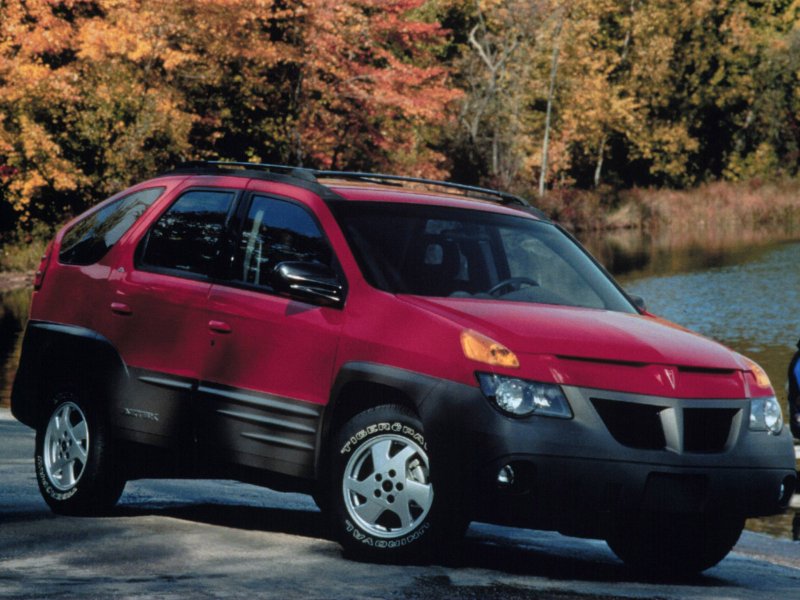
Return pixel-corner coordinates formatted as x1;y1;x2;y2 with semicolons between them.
12;162;797;575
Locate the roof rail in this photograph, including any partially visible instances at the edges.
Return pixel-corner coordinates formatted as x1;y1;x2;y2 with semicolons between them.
176;160;297;174
312;170;530;208
172;160;537;212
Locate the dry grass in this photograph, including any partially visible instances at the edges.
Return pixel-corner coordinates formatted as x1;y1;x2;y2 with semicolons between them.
626;180;800;234
0;222;53;273
539;180;800;238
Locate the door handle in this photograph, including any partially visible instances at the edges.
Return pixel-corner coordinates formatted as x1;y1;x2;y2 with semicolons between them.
110;302;132;316
208;320;232;334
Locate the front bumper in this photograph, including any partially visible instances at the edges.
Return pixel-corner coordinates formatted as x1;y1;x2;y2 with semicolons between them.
419;380;797;537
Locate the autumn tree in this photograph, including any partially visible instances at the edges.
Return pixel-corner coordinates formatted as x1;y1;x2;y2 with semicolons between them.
446;0;544;189
295;0;461;176
0;0;196;223
2;0;800;233
0;0;460;227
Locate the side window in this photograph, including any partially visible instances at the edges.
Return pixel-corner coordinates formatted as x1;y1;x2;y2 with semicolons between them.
235;196;333;288
59;187;165;265
139;189;235;277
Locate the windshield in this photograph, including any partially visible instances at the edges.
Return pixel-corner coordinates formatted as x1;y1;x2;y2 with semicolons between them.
331;202;636;313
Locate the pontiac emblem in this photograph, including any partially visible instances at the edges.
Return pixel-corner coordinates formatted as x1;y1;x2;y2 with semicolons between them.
664;367;677;390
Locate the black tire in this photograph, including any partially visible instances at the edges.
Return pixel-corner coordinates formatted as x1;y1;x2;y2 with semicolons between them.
606;512;745;577
329;404;461;562
34;391;126;516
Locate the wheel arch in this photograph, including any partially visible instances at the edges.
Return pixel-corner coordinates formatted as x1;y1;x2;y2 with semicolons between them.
316;362;442;477
11;321;128;428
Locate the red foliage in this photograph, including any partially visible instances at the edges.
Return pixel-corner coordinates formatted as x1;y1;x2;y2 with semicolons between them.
299;0;462;177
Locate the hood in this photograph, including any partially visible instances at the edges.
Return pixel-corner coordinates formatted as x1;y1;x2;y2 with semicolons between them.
399;296;745;371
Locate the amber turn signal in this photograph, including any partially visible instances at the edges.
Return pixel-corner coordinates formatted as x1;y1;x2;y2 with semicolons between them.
743;357;772;388
460;329;519;368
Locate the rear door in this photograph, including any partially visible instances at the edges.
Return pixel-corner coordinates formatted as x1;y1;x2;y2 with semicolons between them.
102;186;238;448
200;192;345;478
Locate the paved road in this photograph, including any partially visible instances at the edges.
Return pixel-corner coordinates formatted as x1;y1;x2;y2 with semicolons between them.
1;408;798;599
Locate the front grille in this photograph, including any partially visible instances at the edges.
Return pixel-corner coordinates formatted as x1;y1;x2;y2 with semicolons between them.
591;397;740;453
591;398;667;450
683;408;738;452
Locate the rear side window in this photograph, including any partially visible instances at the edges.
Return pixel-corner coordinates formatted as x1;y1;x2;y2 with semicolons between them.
234;195;334;288
138;189;235;277
59;187;164;265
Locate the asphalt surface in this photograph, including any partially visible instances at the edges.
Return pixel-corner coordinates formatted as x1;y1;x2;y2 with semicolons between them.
1;408;798;599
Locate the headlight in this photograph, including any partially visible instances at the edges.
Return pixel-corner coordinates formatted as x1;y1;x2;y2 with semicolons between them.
477;373;572;419
749;396;783;435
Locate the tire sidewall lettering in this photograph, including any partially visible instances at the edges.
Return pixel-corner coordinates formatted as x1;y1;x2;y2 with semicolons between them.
35;455;78;501
345;518;431;549
340;421;428;456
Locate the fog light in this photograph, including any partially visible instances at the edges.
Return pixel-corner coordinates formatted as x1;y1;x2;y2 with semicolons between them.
497;464;515;487
780;475;796;505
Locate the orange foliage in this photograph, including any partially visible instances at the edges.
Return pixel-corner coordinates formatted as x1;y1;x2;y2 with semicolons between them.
298;1;461;177
0;0;460;223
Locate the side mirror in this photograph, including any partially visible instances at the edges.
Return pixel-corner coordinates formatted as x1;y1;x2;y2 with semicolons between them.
272;261;344;307
629;294;647;312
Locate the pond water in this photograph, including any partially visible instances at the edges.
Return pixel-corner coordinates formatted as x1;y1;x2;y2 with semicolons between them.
1;229;798;539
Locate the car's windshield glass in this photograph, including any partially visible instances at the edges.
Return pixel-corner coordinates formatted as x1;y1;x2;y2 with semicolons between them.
331;202;635;313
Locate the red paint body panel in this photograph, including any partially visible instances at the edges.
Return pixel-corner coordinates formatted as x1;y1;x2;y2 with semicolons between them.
205;284;344;405
101;269;211;379
330;292;753;400
398;297;743;370
334;288;472;388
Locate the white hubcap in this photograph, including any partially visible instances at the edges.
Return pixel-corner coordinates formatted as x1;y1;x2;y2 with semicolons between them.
342;433;433;538
43;402;89;491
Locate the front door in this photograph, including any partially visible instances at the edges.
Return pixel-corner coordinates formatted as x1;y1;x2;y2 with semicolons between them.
200;194;345;478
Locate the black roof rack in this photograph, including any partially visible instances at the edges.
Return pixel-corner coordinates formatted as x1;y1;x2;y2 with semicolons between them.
312;170;530;208
164;161;343;200
169;160;542;215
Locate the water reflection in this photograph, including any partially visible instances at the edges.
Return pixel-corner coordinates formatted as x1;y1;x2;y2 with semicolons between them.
0;287;29;408
582;225;800;280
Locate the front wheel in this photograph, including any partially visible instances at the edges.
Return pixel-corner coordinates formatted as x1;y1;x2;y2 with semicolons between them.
330;405;456;562
606;512;745;577
35;392;126;515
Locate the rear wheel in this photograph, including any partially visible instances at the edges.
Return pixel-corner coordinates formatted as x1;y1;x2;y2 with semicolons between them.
35;391;125;515
329;405;459;562
606;512;745;577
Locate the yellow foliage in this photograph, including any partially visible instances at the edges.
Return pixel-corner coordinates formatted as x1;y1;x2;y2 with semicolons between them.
725;143;782;181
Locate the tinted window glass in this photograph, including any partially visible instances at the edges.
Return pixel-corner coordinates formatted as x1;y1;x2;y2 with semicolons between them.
140;190;234;276
235;196;333;287
59;187;164;265
331;202;635;313
500;226;606;309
